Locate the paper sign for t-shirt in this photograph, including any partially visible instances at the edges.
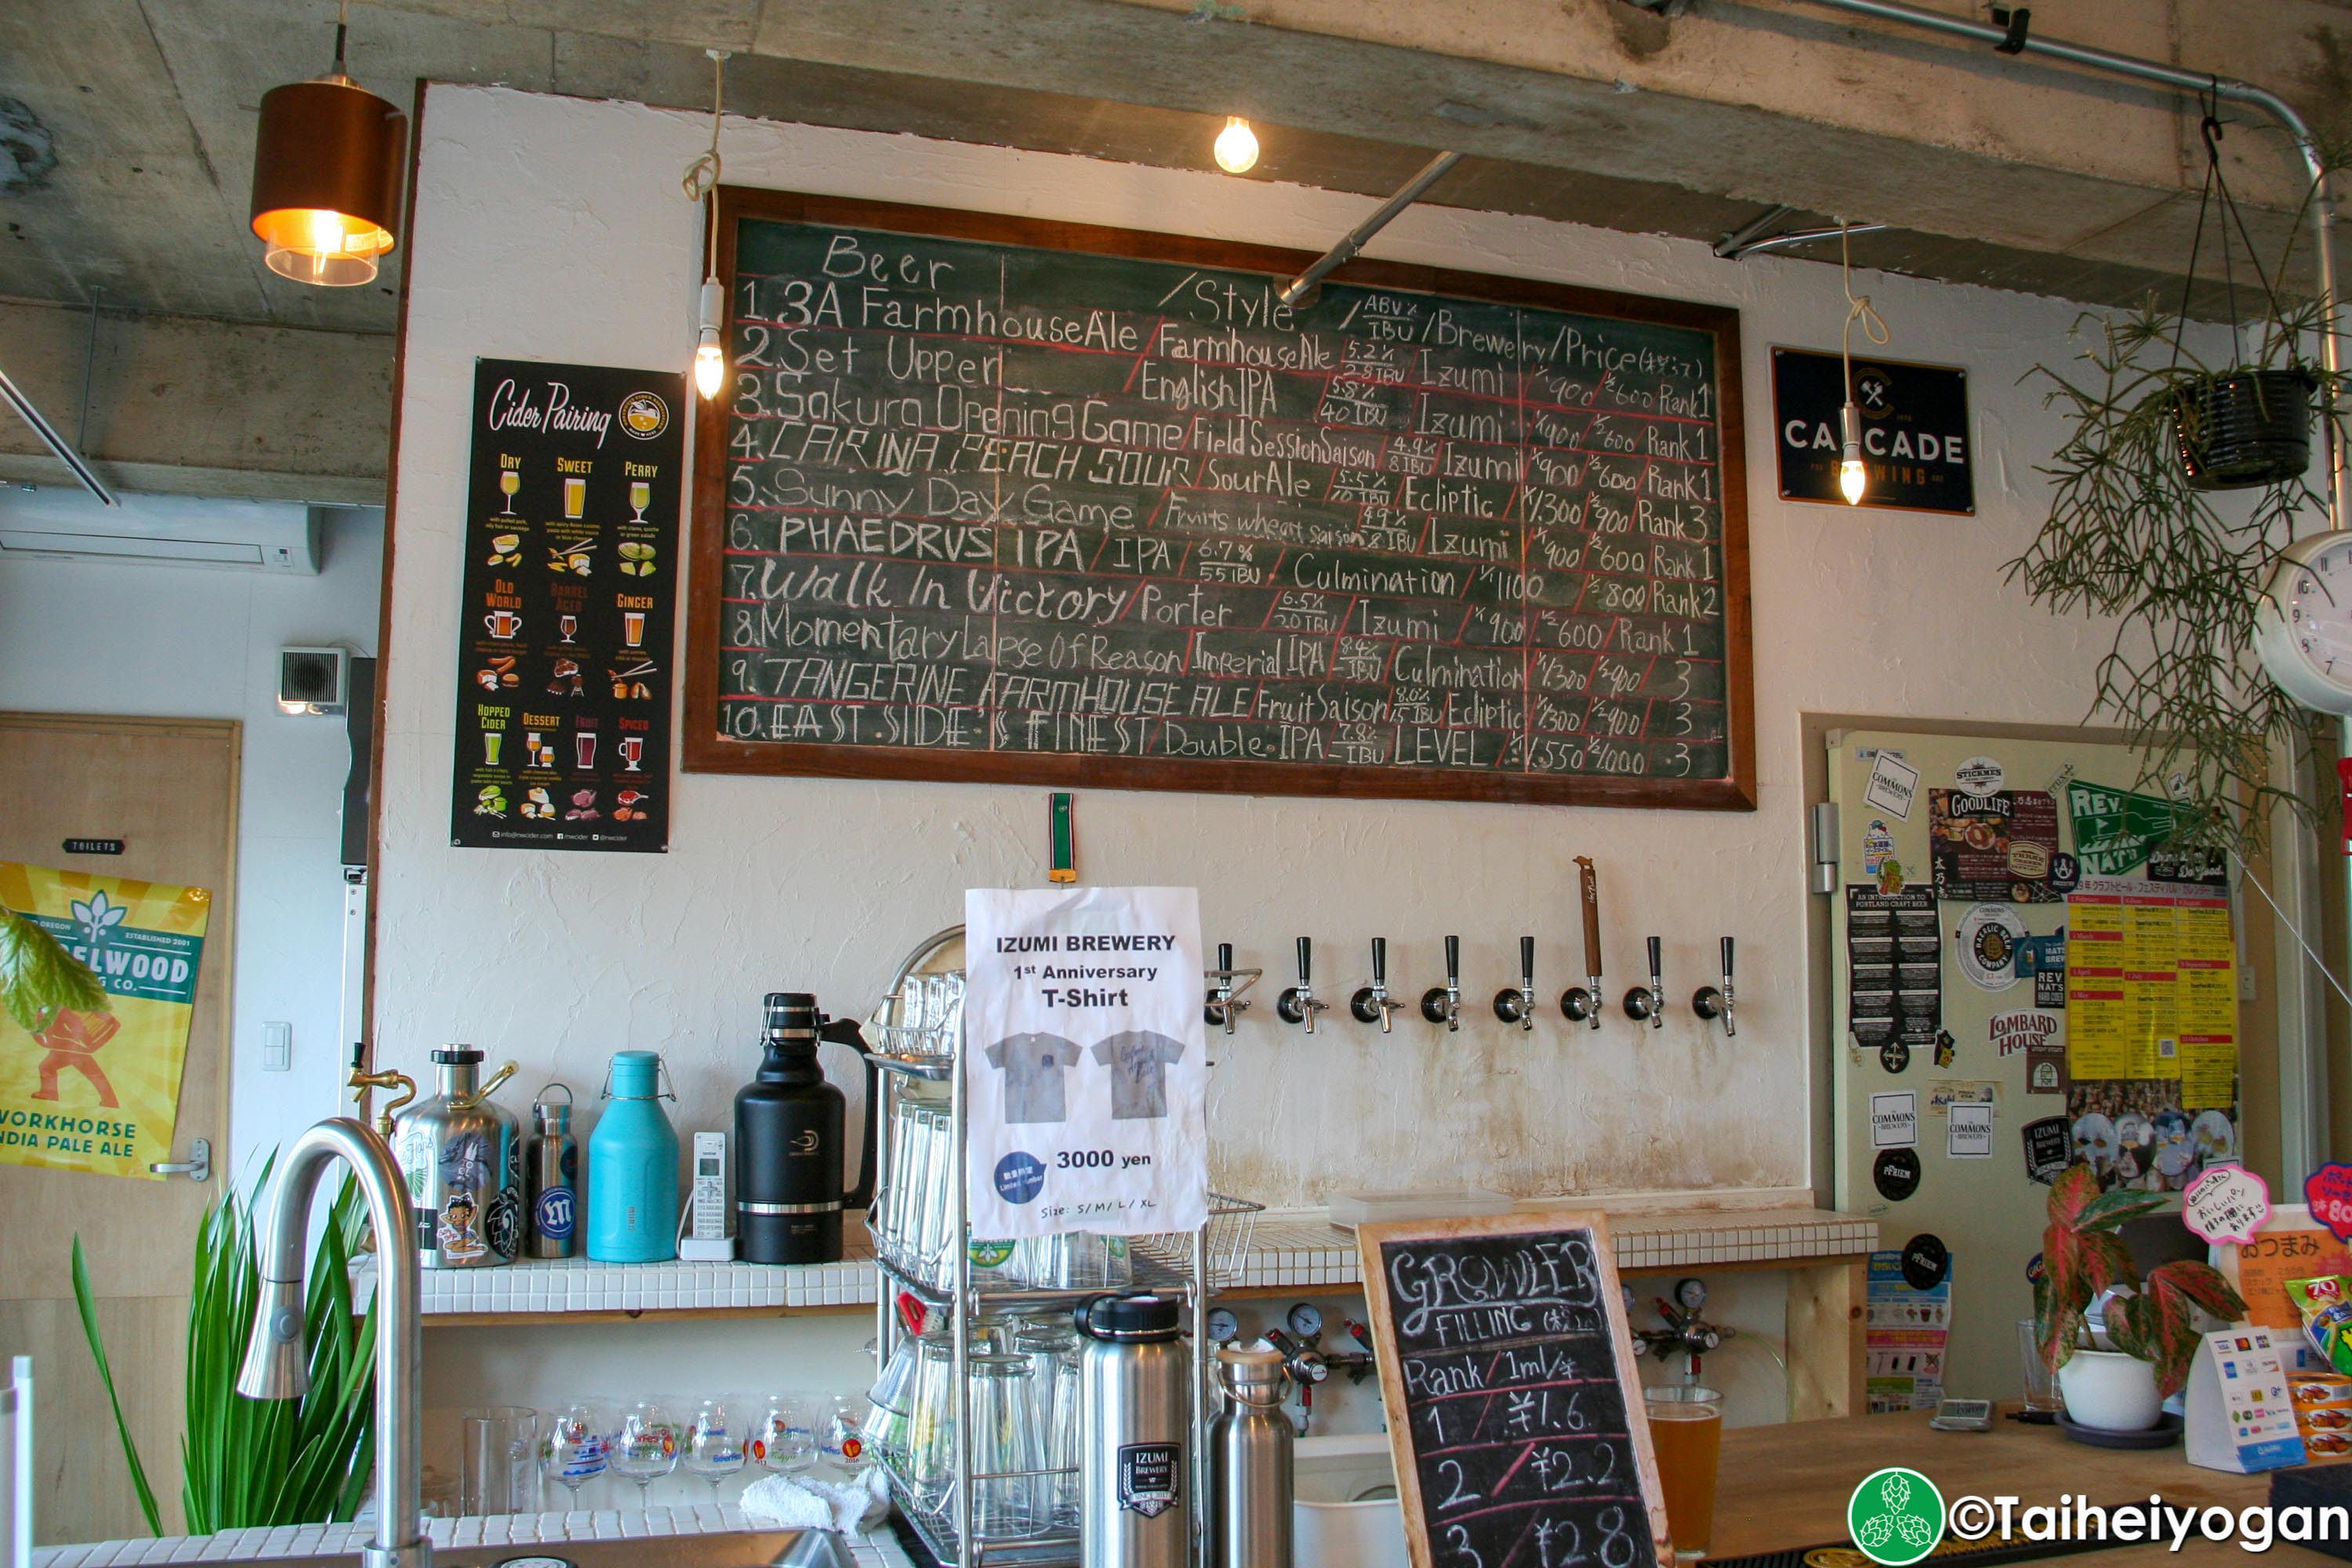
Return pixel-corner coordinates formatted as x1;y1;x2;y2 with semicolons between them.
963;886;1207;1239
1871;1091;1918;1149
1865;750;1922;821
1947;1103;1993;1158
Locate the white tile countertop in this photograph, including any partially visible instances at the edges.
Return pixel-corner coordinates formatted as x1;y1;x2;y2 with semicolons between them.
383;1205;1875;1317
34;1510;914;1568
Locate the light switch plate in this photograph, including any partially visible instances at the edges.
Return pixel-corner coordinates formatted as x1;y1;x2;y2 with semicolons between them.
262;1021;292;1072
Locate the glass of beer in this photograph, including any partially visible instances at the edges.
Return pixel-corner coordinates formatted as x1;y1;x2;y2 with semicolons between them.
1646;1384;1723;1559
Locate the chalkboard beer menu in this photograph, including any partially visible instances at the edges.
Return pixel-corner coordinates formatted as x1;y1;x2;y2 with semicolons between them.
1358;1211;1672;1568
452;358;682;852
688;191;1753;809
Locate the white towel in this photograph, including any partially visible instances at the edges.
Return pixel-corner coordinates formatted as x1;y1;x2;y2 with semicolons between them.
740;1466;890;1535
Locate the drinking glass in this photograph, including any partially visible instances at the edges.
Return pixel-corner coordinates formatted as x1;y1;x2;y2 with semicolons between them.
1012;1323;1081;1527
867;1336;926;1467
541;1402;609;1504
461;1406;539;1515
906;1338;959;1516
750;1394;817;1472
683;1398;747;1497
969;1352;1047;1540
1645;1385;1723;1560
611;1400;679;1497
2019;1318;2062;1413
821;1392;873;1474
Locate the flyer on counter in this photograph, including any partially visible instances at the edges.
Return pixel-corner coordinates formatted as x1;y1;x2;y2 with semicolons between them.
2218;1207;2352;1461
963;886;1208;1240
2184;1327;2307;1474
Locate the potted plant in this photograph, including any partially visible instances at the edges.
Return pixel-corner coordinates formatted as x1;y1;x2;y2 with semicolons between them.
2034;1162;2245;1434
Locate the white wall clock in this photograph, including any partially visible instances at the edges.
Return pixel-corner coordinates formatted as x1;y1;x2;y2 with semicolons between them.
2254;532;2352;714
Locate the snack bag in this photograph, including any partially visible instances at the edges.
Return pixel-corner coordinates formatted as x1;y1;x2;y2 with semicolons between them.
2288;1277;2352;1377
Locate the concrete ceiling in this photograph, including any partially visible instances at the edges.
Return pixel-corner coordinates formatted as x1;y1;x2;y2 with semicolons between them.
0;0;2344;344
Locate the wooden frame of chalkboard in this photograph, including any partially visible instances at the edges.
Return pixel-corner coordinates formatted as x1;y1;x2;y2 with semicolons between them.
1357;1210;1675;1568
687;187;1755;809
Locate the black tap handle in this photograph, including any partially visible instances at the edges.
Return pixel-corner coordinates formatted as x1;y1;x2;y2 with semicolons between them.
1721;936;1734;979
1520;935;1536;987
1218;942;1234;974
1647;935;1662;978
1297;936;1312;985
1445;935;1461;985
1372;937;1388;987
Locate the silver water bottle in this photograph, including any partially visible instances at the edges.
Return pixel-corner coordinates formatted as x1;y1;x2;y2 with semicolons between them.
1076;1292;1190;1568
390;1047;521;1267
526;1083;578;1258
1210;1343;1293;1568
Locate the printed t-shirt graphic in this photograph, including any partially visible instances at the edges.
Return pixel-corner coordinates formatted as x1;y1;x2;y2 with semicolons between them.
984;1032;1081;1123
1091;1030;1189;1120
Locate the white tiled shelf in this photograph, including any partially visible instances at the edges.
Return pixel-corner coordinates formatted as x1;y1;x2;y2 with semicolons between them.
381;1207;1875;1319
33;1509;912;1568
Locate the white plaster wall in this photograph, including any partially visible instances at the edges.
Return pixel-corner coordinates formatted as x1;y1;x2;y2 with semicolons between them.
0;508;383;1179
378;85;2122;1209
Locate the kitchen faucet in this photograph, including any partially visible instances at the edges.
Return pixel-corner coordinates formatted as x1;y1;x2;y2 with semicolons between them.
237;1118;426;1568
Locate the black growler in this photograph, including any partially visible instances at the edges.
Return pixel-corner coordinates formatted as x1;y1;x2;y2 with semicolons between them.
734;992;877;1265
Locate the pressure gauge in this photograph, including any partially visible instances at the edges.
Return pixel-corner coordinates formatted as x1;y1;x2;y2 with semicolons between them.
1287;1302;1324;1338
1206;1308;1240;1345
1674;1277;1709;1312
2254;532;2352;713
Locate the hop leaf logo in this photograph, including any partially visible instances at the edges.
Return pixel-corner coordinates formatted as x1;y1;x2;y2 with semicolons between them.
1848;1467;1944;1566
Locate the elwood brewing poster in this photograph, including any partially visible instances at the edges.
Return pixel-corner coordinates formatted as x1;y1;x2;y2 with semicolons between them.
450;358;683;853
0;862;210;1178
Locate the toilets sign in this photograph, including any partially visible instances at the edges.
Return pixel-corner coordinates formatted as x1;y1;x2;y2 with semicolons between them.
1773;347;1974;515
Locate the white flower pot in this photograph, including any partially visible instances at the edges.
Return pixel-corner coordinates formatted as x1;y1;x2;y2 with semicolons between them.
2057;1347;2163;1432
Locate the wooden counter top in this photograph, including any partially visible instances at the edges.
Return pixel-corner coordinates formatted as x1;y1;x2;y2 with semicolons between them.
1713;1409;2314;1565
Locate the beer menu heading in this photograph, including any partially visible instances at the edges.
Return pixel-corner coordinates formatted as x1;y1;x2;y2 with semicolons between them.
452;358;682;854
687;192;1755;810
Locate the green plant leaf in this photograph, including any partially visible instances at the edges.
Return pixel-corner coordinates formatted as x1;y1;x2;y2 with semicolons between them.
2129;1261;2251;1398
71;1236;162;1536
2077;1189;2171;1233
0;908;108;1034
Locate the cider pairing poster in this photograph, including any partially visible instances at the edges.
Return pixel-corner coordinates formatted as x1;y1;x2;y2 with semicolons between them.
964;886;1208;1239
0;862;209;1178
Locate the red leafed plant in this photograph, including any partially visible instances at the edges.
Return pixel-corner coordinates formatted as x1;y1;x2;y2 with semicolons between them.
2034;1161;2247;1398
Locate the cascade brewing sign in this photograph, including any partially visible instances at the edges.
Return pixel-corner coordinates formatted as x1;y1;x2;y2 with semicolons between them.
451;358;682;852
1773;347;1973;514
1358;1210;1671;1568
688;191;1755;810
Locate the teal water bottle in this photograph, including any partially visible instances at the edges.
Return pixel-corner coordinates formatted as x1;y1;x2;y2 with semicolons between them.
587;1050;679;1261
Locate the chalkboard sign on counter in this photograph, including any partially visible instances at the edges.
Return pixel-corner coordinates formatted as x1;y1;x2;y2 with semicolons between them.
1358;1211;1671;1568
687;191;1754;809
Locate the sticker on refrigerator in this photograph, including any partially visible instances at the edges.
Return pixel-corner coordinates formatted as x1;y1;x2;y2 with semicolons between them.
2022;1116;2071;1183
963;886;1208;1240
1954;756;2005;796
1865;750;1922;820
1862;818;1896;877
1929;788;2061;903
1955;905;2027;990
1900;1232;1951;1290
1846;884;1940;1060
1867;1249;1951;1413
1947;1103;1994;1158
1873;1146;1922;1202
1871;1091;1918;1149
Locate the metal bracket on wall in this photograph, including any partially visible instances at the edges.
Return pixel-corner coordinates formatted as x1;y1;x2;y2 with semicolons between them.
1714;204;1889;262
1278;150;1464;308
0;363;116;506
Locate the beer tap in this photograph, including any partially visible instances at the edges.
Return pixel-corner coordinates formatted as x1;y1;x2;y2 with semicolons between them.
1494;936;1537;1029
1350;937;1406;1031
1562;856;1604;1029
1693;938;1737;1038
1203;942;1260;1035
1623;935;1666;1027
1276;936;1328;1033
1420;935;1463;1031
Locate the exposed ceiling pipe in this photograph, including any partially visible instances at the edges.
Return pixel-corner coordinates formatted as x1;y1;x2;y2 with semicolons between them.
0;363;117;506
1715;206;1889;261
1766;0;2343;533
1279;150;1465;308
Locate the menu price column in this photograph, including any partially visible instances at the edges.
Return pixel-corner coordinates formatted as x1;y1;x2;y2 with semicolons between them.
450;358;683;853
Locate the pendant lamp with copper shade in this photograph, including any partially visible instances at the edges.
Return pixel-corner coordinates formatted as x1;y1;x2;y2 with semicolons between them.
249;2;407;288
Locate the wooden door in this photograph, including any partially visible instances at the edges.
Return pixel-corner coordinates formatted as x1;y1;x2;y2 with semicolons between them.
0;714;238;1544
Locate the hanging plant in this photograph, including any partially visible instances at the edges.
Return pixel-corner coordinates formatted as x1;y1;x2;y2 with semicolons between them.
2007;102;2347;858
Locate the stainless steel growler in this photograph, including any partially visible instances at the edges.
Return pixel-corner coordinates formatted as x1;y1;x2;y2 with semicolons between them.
1076;1291;1190;1568
1210;1343;1294;1568
390;1047;522;1267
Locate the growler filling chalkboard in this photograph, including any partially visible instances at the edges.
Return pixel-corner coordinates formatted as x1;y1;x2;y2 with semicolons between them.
1359;1214;1671;1568
691;192;1752;809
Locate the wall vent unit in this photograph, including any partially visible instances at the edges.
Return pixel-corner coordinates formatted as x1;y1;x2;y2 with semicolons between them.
0;488;325;573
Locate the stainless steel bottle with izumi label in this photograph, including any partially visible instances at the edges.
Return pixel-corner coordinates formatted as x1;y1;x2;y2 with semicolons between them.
391;1047;522;1267
1210;1342;1294;1568
1076;1291;1190;1568
526;1083;577;1258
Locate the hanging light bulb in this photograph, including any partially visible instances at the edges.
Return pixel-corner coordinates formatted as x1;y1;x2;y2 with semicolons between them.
1214;117;1259;175
1838;401;1867;505
684;50;732;401
248;0;406;287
